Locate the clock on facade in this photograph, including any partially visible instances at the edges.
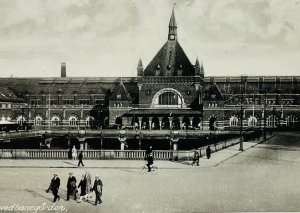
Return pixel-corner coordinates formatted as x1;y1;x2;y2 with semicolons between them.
170;35;175;40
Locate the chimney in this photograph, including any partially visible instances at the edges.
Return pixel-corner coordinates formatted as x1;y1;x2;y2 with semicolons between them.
61;62;66;77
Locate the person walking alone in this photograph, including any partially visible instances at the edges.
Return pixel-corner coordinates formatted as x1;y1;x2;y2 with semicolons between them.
92;175;103;205
191;149;199;166
145;145;153;172
46;173;60;202
206;146;211;159
78;151;85;167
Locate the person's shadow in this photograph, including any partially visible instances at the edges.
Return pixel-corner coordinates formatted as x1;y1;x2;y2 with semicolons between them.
24;188;53;202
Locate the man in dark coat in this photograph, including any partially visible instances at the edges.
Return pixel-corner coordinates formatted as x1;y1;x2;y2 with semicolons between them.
191;149;199;166
84;170;92;197
46;173;60;202
68;148;72;160
77;175;87;203
145;146;153;172
92;175;103;205
66;172;77;201
206;146;211;159
145;145;153;157
78;151;85;167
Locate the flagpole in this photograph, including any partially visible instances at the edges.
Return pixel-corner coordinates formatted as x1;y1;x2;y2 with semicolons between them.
252;93;255;117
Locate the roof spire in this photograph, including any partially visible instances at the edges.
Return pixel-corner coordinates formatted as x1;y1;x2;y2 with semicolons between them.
195;57;200;67
200;62;205;77
137;58;143;76
169;4;177;27
168;4;177;41
195;57;200;76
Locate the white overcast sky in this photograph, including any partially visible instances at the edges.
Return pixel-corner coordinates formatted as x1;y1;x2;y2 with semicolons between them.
0;0;299;77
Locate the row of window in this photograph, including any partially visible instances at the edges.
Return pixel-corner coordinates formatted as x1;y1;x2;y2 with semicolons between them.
227;99;295;105
208;102;218;107
29;99;104;105
113;103;124;107
16;116;95;126
229;115;298;127
0;103;12;109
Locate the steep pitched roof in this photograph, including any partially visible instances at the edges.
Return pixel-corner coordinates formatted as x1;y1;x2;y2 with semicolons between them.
110;81;131;101
143;40;195;76
0;87;24;102
203;83;224;101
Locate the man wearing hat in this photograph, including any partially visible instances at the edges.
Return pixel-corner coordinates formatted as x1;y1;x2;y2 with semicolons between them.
46;173;60;202
84;170;92;198
66;172;77;201
92;175;103;205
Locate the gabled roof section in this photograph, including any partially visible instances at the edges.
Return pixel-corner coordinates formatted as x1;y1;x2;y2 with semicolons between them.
143;40;195;76
203;83;224;101
110;81;131;101
0;87;24;102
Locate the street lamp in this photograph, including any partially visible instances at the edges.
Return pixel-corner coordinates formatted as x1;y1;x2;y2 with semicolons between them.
272;107;276;135
263;89;267;140
239;75;247;151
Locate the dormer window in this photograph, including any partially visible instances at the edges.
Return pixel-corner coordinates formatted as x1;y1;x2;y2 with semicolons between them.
117;94;121;100
155;64;160;76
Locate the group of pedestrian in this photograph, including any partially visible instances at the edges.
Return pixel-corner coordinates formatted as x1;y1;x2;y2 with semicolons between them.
46;170;103;206
68;145;78;160
191;145;212;166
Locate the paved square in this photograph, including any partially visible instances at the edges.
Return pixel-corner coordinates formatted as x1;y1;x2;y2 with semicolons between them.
1;133;300;212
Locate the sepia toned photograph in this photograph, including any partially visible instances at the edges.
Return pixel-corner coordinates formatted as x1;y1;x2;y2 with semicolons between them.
0;0;299;212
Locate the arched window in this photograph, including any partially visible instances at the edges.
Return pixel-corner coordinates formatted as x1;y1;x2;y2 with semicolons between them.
51;115;60;126
17;116;26;125
229;116;239;126
86;116;94;126
69;116;77;126
266;115;276;127
286;115;297;127
159;92;179;105
248;116;258;127
34;116;43;126
151;88;185;108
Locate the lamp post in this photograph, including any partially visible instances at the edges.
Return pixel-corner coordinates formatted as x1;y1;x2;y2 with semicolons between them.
239;75;246;151
272;107;276;135
263;89;267;140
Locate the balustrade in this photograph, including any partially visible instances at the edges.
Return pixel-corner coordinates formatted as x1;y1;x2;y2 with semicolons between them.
0;137;241;160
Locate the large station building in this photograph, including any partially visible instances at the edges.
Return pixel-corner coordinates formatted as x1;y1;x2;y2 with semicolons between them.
0;8;299;132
